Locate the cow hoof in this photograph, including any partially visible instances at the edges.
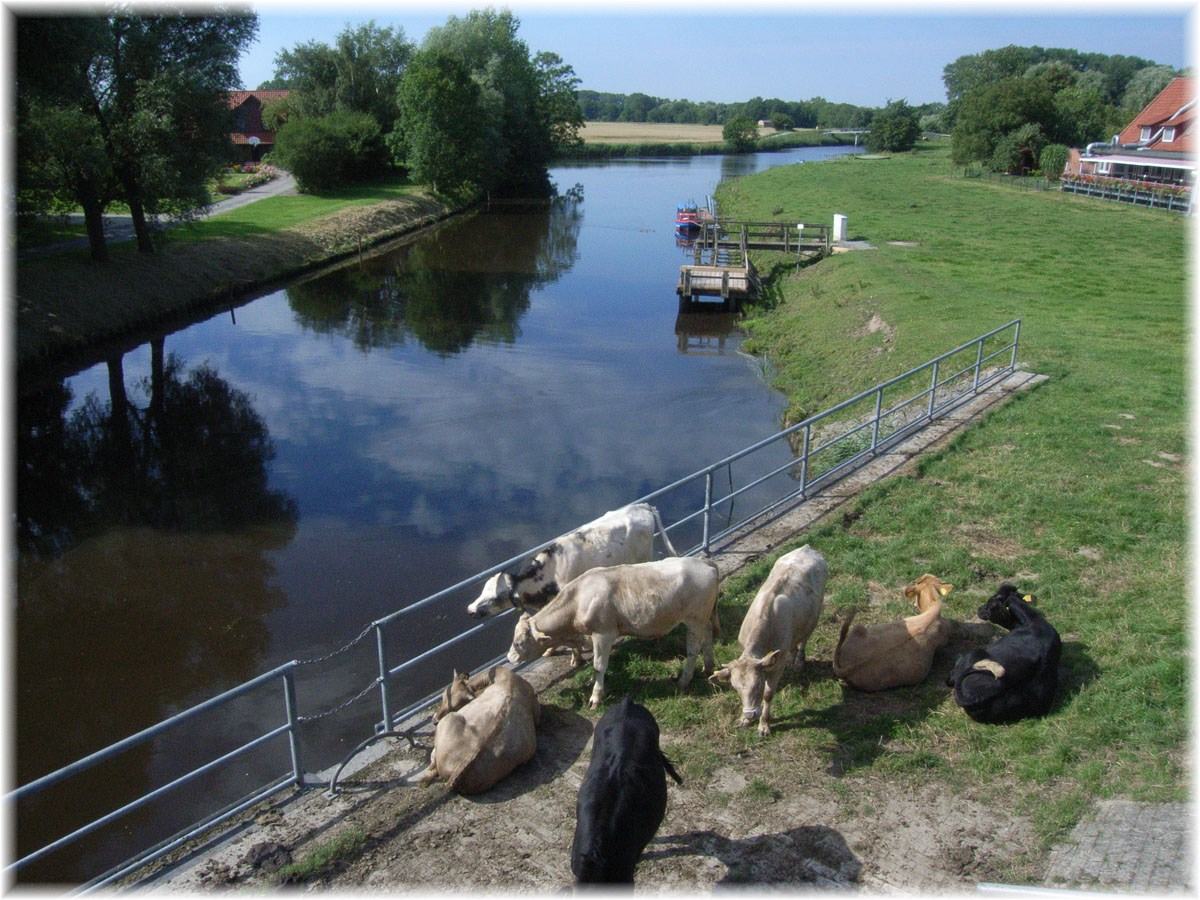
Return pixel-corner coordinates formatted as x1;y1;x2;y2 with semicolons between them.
758;724;772;737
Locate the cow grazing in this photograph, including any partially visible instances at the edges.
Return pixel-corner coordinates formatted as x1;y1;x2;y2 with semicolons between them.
467;503;677;619
572;697;682;884
947;582;1062;724
709;545;828;735
831;573;954;692
416;667;540;794
506;556;720;709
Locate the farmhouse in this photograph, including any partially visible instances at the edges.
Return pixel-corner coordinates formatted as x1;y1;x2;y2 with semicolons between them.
1065;76;1194;187
227;89;290;162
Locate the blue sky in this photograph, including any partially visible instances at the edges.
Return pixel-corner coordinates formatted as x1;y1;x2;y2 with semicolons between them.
239;1;1194;108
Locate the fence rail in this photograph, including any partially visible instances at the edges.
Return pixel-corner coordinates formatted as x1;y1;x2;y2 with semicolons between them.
1060;176;1193;213
9;319;1022;889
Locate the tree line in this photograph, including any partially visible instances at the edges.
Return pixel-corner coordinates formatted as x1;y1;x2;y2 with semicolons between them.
943;44;1183;175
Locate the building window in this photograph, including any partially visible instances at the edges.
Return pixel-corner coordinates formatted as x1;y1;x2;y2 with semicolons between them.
1098;161;1111;174
1163;126;1176;143
1140;126;1153;142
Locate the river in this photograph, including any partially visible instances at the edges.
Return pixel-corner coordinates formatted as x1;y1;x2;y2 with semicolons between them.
14;143;861;883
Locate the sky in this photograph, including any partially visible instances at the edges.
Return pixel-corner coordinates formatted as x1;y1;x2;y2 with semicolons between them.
238;0;1195;108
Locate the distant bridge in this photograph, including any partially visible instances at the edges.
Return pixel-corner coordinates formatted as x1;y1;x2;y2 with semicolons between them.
821;128;870;146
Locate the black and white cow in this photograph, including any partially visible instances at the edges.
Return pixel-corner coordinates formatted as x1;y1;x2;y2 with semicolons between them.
571;697;682;884
467;503;677;619
947;582;1062;724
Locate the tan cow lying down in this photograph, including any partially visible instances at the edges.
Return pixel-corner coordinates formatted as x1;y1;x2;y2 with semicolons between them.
416;666;540;794
832;573;954;692
709;544;828;735
507;556;721;709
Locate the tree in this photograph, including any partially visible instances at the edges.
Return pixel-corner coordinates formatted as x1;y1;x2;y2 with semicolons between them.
395;50;488;196
91;12;259;253
271;21;412;131
16;17;115;260
723;115;758;152
950;76;1055;166
866;100;921;153
417;8;583;196
1121;65;1177;112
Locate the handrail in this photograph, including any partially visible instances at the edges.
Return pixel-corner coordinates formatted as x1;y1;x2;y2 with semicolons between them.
11;320;1021;886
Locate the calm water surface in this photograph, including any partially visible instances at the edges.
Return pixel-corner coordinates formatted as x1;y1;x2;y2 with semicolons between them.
15;144;860;881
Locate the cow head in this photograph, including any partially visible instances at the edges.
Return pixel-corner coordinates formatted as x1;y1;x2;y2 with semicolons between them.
434;670;477;721
467;572;517;618
903;574;953;611
709;650;782;727
506;613;555;666
977;582;1035;629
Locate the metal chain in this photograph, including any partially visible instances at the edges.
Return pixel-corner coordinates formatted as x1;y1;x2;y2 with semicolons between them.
297;678;381;724
294;623;375;667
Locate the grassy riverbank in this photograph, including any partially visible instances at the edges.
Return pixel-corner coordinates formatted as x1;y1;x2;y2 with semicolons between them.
15;185;457;373
565;121;843;158
548;143;1188;855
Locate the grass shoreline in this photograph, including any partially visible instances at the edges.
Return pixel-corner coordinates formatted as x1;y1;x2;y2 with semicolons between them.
15;189;461;380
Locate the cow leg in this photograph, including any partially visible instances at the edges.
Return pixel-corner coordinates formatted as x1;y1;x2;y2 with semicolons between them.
759;682;775;737
679;626;702;688
414;760;441;786
589;632;616;709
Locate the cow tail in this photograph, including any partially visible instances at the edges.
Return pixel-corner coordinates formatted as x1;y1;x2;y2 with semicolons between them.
832;608;858;673
661;752;683;785
649;504;679;557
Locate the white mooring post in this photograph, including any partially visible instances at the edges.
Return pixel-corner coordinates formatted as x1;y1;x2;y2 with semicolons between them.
833;213;847;243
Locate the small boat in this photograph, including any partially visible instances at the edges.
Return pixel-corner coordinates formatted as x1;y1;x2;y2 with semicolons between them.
675;200;701;231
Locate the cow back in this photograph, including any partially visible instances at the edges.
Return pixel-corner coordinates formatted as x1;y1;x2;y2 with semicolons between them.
739;545;827;655
435;677;538;794
572;698;674;883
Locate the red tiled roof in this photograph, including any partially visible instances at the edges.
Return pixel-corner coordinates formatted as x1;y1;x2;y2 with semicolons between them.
227;89;291;108
1118;77;1195;153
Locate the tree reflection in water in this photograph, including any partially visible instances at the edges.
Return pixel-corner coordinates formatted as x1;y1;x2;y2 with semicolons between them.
288;197;582;355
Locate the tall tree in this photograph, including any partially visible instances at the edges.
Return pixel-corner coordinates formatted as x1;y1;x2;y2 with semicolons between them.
16;10;258;256
866;99;921;153
418;8;582;196
16;17;115;260
271;21;412;130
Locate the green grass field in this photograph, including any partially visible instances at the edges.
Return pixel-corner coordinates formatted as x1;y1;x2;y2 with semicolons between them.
544;141;1188;849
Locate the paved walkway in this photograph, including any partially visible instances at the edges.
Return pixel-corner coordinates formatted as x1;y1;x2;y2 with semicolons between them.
19;172;297;257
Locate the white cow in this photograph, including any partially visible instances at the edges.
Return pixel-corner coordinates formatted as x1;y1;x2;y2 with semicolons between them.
467;503;678;619
709;545;828;735
506;556;720;709
415;667;540;795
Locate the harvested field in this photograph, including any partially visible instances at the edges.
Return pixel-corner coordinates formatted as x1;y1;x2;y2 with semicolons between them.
581;121;781;144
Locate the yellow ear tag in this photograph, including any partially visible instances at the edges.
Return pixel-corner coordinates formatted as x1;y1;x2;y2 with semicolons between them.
1022;594;1033;602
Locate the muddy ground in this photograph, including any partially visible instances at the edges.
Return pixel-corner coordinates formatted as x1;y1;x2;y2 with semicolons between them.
148;372;1050;894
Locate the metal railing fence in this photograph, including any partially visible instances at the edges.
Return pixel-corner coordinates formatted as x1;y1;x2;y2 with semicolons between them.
9;320;1021;889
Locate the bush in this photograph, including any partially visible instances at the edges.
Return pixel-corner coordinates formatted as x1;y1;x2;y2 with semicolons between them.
273;110;390;193
1039;144;1069;181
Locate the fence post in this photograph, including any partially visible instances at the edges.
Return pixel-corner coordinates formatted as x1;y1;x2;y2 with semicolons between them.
973;337;984;391
282;671;303;787
870;387;883;451
702;471;714;554
799;423;810;495
1011;320;1021;371
928;359;940;419
375;624;393;733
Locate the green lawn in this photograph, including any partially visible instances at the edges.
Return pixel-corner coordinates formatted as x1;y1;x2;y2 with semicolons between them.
545;141;1188;850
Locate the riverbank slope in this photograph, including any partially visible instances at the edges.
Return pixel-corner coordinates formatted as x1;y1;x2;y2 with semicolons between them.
15;190;458;374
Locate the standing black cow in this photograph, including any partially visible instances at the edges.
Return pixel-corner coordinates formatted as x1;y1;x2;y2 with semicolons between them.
947;582;1062;724
571;697;682;884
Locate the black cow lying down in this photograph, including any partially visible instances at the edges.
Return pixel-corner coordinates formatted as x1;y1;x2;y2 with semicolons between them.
572;697;682;885
947;582;1062;724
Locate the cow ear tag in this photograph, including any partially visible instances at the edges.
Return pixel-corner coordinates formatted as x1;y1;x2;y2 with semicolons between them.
1022;594;1033;603
938;583;953;597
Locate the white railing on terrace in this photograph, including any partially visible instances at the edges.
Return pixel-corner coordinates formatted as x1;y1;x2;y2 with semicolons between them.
9;319;1022;889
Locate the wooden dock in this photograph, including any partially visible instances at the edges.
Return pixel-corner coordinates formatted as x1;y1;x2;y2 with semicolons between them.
676;219;828;310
